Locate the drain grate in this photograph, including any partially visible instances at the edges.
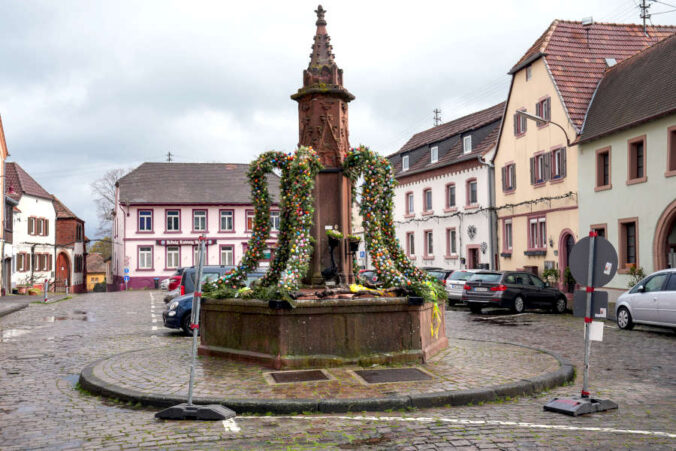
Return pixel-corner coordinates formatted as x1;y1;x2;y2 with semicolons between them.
269;369;329;384
354;368;433;384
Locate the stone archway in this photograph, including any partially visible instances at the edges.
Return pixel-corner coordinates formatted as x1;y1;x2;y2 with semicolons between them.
558;229;575;292
653;199;676;270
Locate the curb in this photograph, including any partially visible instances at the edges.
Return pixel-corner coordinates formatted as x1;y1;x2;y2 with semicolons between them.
79;340;575;414
0;303;28;318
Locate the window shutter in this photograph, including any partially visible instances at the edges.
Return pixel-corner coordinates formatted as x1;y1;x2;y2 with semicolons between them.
501;166;507;191
49;255;52;271
545;98;551;121
513;114;519;135
28;217;34;235
561;148;567;177
44;220;49;236
544;153;551;181
535;102;541;118
530;157;535;185
511;164;516;190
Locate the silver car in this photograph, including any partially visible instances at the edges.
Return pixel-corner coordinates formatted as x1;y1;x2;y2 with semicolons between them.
616;269;676;330
445;269;481;305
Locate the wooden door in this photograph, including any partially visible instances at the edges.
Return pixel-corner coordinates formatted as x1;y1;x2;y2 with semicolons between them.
55;253;70;286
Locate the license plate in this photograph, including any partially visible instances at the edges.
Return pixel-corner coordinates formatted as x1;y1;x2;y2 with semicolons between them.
474;287;488;292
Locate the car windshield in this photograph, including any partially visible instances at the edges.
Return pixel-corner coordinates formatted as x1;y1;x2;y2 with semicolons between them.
469;273;502;283
449;271;472;281
427;271;445;280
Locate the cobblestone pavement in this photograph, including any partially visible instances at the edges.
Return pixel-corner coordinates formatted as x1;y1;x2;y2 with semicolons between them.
0;290;674;450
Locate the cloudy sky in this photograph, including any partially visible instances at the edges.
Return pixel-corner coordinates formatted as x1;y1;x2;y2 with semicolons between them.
1;0;674;237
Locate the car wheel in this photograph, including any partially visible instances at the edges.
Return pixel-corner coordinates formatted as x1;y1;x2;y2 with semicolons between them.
552;297;567;314
469;304;482;314
181;312;192;335
616;307;634;330
512;296;525;314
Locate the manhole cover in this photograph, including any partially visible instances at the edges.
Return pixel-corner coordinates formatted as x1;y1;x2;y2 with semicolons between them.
354;368;433;384
269;370;329;384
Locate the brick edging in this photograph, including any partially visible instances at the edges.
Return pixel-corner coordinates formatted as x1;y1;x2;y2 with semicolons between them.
78;339;575;414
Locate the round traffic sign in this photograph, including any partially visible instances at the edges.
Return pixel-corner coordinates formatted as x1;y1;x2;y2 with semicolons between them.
569;236;618;287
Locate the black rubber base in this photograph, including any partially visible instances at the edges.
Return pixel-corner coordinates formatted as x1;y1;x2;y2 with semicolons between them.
544;397;618;416
155;403;236;421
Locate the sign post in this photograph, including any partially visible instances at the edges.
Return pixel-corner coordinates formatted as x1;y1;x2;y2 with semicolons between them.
124;268;129;291
156;236;235;421
544;232;618;416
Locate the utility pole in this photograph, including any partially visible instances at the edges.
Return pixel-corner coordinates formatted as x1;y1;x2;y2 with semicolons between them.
166;152;173;162
433;108;442;127
640;0;651;35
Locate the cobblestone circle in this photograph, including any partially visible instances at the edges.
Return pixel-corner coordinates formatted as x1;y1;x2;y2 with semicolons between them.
0;290;674;449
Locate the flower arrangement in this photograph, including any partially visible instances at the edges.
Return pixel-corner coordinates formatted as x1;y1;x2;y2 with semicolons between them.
326;229;344;240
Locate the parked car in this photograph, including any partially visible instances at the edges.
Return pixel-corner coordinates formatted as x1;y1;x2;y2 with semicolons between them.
423;268;454;287
160;268;185;291
446;269;481;305
462;271;567;314
164;265;234;303
616;269;676;331
163;270;266;334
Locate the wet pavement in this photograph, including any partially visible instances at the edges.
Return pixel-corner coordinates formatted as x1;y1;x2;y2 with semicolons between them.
0;290;674;449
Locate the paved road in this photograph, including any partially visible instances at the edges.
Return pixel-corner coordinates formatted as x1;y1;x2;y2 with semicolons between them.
0;290;674;450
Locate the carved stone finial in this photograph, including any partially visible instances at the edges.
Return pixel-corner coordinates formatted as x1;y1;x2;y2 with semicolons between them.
315;5;327;26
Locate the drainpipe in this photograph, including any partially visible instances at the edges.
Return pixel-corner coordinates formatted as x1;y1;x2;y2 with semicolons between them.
478;154;496;270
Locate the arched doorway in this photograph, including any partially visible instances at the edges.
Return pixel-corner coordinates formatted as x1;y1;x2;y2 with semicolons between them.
558;229;575;292
654;199;676;270
55;252;71;292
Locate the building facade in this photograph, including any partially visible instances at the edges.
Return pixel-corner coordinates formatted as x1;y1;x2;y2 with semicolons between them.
86;252;106;291
53;196;87;293
578;35;676;297
111;163;280;290
388;103;504;271
0;118;10;294
493;20;675;290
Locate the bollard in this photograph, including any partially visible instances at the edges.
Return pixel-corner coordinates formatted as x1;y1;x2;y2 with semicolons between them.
43;279;48;303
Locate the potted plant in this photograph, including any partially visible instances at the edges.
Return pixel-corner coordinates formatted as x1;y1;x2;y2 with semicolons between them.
541;267;560;286
627;265;646;288
564;266;575;293
347;234;361;253
326;229;343;247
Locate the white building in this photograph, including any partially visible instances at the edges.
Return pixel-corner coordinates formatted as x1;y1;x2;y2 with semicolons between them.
6;162;56;290
387;103;504;270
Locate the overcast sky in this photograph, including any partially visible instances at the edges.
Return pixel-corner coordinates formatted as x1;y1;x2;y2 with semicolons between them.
1;0;674;237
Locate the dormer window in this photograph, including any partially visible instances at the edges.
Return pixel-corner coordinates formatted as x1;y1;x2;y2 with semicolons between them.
463;136;472;154
402;155;409;172
430;146;438;164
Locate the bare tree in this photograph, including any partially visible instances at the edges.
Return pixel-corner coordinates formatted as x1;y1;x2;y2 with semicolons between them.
91;168;128;237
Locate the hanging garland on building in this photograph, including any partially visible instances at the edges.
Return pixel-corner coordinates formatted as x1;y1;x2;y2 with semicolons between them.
208;146;321;296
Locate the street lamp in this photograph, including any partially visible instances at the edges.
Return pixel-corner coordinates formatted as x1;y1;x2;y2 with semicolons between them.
516;110;574;147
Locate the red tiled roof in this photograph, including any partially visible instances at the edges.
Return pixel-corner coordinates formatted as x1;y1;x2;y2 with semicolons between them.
510;20;676;131
5;162;52;201
392;102;505;156
579;34;676;143
86;253;106;273
52;195;82;221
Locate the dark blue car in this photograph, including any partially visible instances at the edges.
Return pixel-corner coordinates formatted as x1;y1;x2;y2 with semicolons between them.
163;270;267;334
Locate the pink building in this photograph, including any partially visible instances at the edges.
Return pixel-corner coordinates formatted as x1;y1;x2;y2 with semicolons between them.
111;163;280;290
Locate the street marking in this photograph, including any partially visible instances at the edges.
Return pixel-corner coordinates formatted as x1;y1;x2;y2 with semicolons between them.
474;312;530;320
223;418;241;433
261;415;676;438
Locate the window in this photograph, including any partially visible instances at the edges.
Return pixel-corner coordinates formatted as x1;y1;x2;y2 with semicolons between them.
446;184;456;208
424;231;433;256
220;210;234;232
446;228;457;255
423;189;432;212
406;232;415;256
166;210;180;231
504;219;513;251
514;109;527;136
530;153;549;184
138;246;152;269
406;192;414;215
502;164;516;191
526;65;532;81
551;148;566;179
166;246;179;269
644;274;668;292
668;126;676;175
466;179;477;206
193;210;207;231
591;224;607;238
16;253;27;272
139;210;152;232
220;246;234;266
270;211;280;232
402;155;409;171
665;274;676;291
27;217;35;235
430;146;438;164
246;210;255;231
628;136;647;183
619;218;638;269
595;147;611;189
193;246;207;266
528;217;546;249
76;223;83;241
463;135;472;154
37;218;44;236
535;97;551;124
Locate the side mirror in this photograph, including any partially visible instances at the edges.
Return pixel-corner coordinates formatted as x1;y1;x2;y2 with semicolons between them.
637;285;645;293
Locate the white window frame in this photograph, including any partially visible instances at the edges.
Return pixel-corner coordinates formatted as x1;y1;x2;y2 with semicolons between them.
463;135;472;154
220;246;234;266
430;146;438;164
193;210;207;231
220;210;233;232
407;233;415;256
167;210;180;231
166;246;179;269
448;184;456;207
425;231;433;256
468;180;478;205
139;210;152;231
270;211;280;232
539;218;547;249
424;189;432;211
505;219;513;250
402;155;409;171
139;246;152;269
406;193;414;214
450;229;457;255
246;210;255;231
